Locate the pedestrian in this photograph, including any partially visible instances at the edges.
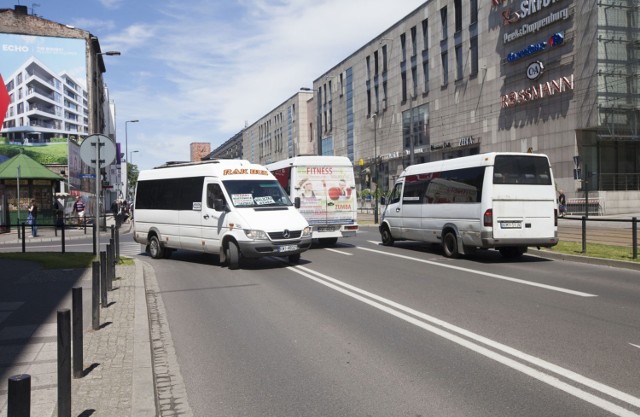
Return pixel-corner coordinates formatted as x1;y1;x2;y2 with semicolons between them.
111;200;120;227
558;190;567;217
54;197;65;229
28;199;38;237
72;195;86;227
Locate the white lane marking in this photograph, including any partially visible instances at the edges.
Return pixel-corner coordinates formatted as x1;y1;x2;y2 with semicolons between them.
324;248;353;256
360;246;597;297
289;264;640;416
631;344;640;350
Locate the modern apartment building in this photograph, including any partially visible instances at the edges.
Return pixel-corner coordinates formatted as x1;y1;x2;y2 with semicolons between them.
308;0;638;214
2;56;88;142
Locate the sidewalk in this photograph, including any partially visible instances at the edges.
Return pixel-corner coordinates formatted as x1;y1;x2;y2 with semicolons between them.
0;218;156;416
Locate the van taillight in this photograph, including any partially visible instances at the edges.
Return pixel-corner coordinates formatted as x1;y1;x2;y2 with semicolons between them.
484;209;493;227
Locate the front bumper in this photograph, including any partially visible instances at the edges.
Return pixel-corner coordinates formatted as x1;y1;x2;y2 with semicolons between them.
237;236;313;258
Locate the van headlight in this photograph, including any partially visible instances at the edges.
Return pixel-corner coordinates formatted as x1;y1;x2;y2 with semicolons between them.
302;226;312;237
244;229;269;240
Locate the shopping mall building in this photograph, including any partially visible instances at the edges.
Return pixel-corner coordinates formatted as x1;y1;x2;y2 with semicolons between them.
304;0;638;214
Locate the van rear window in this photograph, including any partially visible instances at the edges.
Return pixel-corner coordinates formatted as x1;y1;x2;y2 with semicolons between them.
493;155;551;185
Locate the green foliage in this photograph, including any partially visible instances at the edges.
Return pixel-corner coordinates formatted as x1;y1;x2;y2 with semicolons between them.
49;137;68;143
543;241;639;263
0;143;68;164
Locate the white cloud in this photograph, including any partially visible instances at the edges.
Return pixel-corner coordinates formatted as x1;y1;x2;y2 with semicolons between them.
107;0;425;168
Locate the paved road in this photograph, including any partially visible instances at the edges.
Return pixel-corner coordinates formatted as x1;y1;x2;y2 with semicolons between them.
148;227;640;416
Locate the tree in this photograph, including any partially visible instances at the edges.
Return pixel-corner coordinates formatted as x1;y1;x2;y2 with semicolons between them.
127;163;139;199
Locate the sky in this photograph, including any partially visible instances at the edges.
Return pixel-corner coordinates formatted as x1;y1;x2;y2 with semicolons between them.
4;0;426;170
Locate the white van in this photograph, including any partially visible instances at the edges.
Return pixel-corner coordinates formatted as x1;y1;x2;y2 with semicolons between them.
133;159;312;269
380;152;558;258
267;156;358;245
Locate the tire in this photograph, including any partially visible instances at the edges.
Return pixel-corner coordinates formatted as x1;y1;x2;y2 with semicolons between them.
148;235;164;259
380;226;394;246
289;253;301;264
442;231;459;258
499;246;525;259
226;241;240;270
319;237;338;246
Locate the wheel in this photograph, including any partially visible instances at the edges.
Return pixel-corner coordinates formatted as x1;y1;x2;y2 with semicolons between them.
380;226;394;246
319;237;338;246
289;253;301;264
499;246;525;259
442;231;459;258
226;241;240;270
148;235;164;259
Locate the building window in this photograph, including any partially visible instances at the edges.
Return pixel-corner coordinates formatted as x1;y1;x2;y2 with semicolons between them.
401;71;407;102
382;45;388;74
470;36;479;77
412;66;418;98
441;51;448;86
401;33;407;62
423;60;429;94
454;0;462;33
455;44;463;81
470;0;478;24
374;50;379;75
422;18;428;50
366;56;371;80
411;26;417;56
440;6;448;40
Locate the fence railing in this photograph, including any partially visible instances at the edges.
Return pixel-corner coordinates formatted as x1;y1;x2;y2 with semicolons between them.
563;216;638;260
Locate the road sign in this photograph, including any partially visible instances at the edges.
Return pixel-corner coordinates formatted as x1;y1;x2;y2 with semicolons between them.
80;134;116;168
0;75;10;129
80;173;96;179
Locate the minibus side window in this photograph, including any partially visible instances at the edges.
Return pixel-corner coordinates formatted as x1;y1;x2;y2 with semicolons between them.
389;183;403;205
207;183;226;210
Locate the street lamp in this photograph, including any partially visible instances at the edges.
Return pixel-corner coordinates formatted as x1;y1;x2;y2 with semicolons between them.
372;113;379;224
124;120;139;201
93;50;120;247
128;150;139;200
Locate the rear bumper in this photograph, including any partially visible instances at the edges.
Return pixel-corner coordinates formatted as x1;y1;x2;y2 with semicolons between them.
480;231;558;248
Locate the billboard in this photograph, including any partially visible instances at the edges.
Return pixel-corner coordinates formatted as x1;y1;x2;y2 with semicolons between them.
0;34;87;168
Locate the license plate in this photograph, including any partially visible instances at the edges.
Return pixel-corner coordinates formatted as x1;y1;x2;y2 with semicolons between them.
500;222;522;229
278;245;298;252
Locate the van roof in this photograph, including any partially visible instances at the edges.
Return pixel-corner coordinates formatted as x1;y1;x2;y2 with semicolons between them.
139;159;273;181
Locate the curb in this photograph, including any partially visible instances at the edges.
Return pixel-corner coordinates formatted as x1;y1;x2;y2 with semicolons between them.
132;258;157;415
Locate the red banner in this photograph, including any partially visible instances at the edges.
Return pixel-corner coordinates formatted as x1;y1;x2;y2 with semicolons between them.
0;74;9;129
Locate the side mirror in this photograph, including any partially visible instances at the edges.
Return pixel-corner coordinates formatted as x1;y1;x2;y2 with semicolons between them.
380;196;387;205
294;197;301;209
214;198;226;212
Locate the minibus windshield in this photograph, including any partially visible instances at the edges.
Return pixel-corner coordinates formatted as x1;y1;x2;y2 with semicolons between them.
223;180;293;208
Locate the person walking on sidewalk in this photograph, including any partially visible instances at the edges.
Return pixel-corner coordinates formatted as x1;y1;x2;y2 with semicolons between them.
72;196;86;227
28;199;38;237
558;190;567;217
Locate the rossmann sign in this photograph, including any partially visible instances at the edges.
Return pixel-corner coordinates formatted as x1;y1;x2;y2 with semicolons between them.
501;74;574;108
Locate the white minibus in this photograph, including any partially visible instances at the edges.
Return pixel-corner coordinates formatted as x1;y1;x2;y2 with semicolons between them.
380;152;558;258
267;156;358;245
133;159;312;269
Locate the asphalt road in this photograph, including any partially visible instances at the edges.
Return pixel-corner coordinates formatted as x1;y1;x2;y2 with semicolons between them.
144;226;640;416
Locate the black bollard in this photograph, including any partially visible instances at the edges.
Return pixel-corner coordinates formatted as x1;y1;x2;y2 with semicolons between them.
115;226;120;260
92;224;96;254
72;287;83;378
632;217;637;260
21;223;26;253
581;216;587;254
7;374;30;417
92;261;100;330
106;244;113;291
100;251;107;307
57;309;71;417
61;222;66;254
110;238;116;281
